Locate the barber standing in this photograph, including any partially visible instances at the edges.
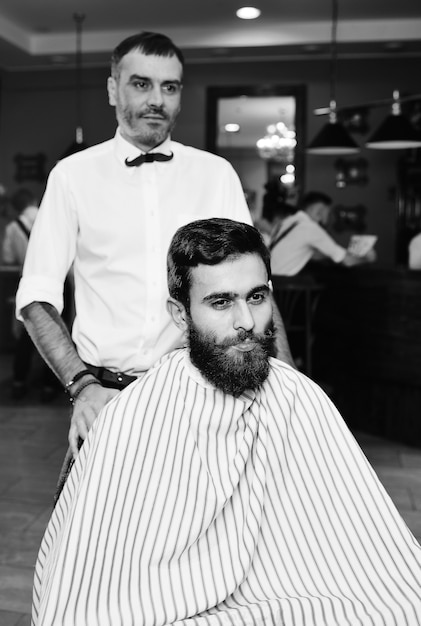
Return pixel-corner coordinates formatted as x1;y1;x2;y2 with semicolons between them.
16;31;293;478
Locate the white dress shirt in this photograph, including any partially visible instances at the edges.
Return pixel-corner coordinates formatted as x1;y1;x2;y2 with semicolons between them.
271;211;346;276
16;130;251;374
32;350;421;626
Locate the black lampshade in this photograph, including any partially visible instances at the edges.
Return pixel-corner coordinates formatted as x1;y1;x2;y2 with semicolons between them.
366;114;421;149
307;120;360;155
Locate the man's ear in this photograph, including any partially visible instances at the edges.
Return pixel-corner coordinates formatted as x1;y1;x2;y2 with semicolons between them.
167;297;188;331
107;76;117;106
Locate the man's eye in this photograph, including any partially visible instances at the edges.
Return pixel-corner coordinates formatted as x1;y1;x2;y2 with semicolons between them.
133;80;149;90
163;83;181;94
249;292;266;304
211;299;230;310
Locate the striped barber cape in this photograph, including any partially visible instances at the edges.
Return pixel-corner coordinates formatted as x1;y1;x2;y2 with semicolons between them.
32;350;421;626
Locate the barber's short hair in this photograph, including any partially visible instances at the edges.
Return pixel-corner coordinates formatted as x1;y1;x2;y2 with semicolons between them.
301;191;332;210
111;31;184;78
167;218;272;307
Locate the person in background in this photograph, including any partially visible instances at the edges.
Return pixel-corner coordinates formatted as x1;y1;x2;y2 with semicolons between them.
2;188;38;268
2;188;58;400
270;190;376;276
254;177;296;245
31;218;421;626
15;31;293;494
408;231;421;269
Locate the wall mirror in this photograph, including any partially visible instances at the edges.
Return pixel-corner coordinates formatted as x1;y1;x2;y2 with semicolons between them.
206;85;306;221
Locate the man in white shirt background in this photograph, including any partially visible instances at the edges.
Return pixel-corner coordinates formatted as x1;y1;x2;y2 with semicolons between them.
270;190;376;276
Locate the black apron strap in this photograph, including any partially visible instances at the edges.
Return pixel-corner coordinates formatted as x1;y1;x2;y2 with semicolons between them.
15;218;31;238
269;221;298;251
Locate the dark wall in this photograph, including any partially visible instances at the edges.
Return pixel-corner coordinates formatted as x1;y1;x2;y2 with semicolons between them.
0;55;420;266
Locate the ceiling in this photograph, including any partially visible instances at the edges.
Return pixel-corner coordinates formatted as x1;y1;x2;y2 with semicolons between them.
0;0;421;72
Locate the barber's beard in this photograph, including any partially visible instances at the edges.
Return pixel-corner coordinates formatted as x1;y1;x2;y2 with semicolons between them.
188;320;275;397
121;104;179;148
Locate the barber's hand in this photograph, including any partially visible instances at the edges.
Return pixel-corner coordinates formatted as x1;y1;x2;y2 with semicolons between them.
69;383;119;457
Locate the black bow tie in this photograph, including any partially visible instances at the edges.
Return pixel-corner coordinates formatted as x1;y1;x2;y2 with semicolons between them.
125;152;174;167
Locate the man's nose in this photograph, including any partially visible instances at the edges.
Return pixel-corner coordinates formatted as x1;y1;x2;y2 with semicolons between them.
233;301;255;332
147;85;164;107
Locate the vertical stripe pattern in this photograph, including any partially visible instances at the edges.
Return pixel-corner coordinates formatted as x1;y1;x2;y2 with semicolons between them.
32;350;421;626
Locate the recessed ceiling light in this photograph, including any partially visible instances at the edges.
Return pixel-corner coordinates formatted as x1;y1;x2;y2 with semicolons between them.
224;123;241;133
236;7;261;20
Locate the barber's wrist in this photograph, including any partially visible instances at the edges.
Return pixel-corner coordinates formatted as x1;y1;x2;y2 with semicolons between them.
67;376;101;404
64;369;93;392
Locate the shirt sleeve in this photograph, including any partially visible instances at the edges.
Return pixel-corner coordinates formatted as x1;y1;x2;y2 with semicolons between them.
15;165;78;319
309;221;346;263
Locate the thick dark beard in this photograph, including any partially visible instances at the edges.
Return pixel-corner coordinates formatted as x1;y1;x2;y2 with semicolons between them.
188;321;275;397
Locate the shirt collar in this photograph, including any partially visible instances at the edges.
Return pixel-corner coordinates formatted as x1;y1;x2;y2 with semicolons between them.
114;128;173;167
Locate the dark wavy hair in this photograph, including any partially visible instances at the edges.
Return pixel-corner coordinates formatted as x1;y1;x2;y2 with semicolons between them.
167;218;272;308
111;31;184;79
301;191;332;210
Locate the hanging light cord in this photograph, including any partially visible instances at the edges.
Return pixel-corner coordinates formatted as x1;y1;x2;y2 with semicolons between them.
74;13;86;144
329;0;338;121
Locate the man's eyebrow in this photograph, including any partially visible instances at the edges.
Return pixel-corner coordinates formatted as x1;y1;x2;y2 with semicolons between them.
202;291;236;303
128;74;182;85
128;73;150;81
247;284;270;298
202;284;270;303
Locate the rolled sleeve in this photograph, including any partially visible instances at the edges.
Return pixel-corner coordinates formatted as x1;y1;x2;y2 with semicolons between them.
311;222;347;264
15;164;78;320
16;274;65;320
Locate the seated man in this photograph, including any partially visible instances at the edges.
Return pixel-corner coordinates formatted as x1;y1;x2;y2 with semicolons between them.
32;218;421;626
270;191;375;275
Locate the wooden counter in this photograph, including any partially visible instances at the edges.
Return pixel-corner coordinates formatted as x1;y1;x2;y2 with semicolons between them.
310;266;421;446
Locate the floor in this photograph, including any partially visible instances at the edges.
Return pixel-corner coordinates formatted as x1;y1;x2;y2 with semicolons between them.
0;354;420;626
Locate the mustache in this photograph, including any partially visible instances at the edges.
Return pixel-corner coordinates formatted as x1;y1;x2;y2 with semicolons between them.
216;327;274;349
137;106;169;120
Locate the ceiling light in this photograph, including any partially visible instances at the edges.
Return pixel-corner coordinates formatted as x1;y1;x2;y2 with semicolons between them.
307;103;359;155
224;123;240;133
236;7;261;20
365;91;421;150
256;122;296;160
307;0;359;155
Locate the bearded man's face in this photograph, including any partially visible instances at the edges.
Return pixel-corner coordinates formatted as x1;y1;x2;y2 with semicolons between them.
183;253;275;396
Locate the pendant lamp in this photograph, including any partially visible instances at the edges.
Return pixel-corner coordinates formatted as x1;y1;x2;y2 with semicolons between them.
366;91;421;150
60;13;88;159
307;0;359;155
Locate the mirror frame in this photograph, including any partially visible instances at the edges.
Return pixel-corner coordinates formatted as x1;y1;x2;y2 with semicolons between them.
206;84;307;202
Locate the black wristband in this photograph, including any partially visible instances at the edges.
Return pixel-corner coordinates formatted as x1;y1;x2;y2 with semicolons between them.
64;369;92;392
69;378;101;404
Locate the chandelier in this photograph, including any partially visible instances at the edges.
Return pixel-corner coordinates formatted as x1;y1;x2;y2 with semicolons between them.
256;122;296;160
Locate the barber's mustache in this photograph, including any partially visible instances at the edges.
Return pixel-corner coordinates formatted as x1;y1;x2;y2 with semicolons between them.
137;105;169;120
